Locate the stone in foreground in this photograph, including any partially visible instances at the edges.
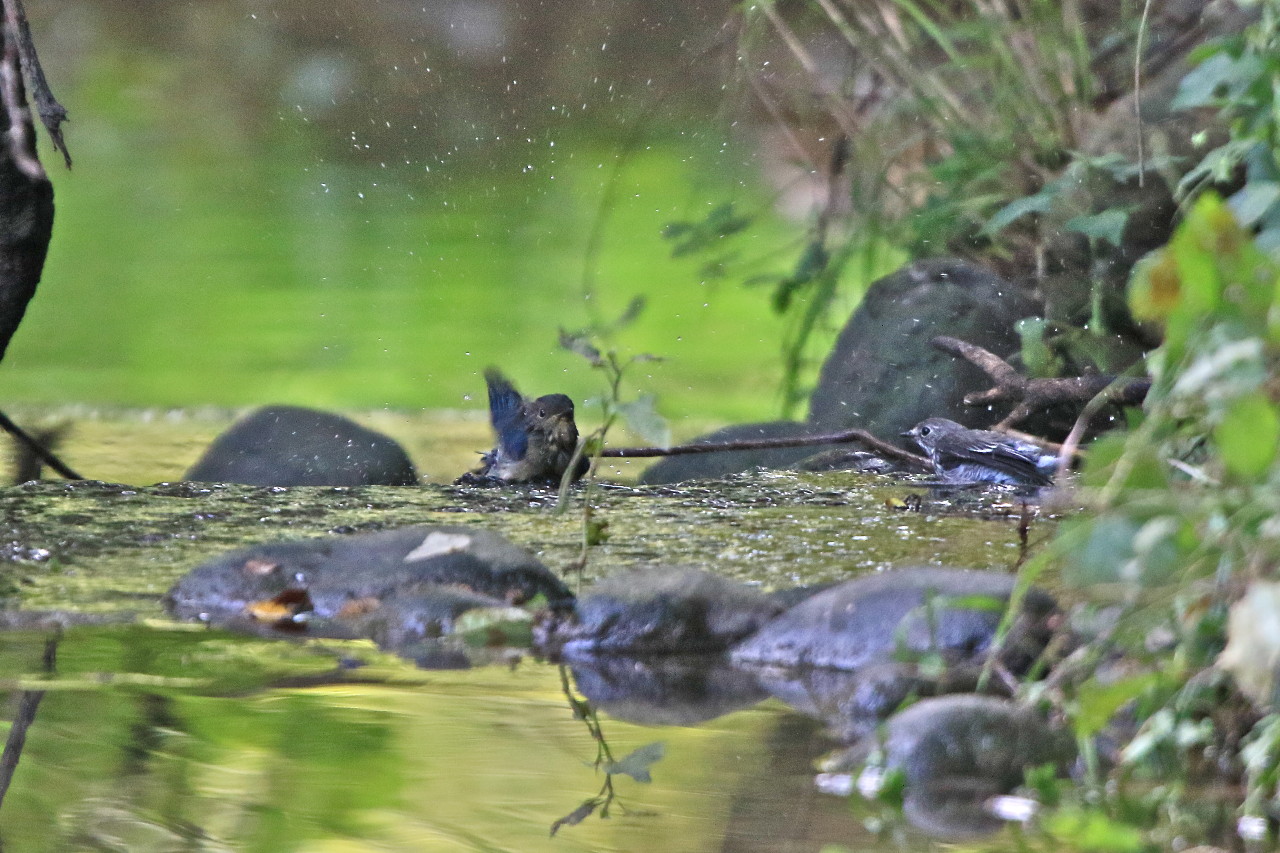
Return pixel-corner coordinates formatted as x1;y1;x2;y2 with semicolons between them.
540;566;785;656
730;567;1056;671
166;525;573;626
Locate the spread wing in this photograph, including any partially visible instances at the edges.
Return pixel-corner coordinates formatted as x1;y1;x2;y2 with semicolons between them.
484;368;528;460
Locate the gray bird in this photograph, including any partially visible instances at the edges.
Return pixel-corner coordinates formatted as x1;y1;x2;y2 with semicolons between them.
473;368;588;484
902;417;1057;487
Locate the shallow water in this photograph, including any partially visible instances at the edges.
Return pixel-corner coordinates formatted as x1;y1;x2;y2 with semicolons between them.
0;627;897;853
0;410;1046;851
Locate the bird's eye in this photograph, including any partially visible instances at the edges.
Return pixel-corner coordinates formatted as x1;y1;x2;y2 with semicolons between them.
920;426;932;436
537;408;547;418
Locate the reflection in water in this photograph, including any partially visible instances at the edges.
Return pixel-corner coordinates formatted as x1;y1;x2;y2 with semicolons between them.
0;636;56;811
0;626;884;852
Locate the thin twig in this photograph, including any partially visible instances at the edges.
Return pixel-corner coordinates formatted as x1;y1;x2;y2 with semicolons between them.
0;634;56;810
2;0;69;168
1056;374;1141;481
1134;0;1153;188
0;410;83;479
601;427;930;470
931;335;1150;428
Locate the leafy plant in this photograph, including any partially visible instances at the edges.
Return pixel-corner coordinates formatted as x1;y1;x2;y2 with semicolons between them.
662;0;1122;415
550;664;663;835
1173;0;1280;255
1030;193;1280;831
557;303;668;572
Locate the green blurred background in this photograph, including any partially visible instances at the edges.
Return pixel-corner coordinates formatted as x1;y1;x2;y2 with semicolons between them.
2;0;859;427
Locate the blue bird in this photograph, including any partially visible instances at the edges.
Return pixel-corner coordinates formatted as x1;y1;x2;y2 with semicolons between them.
473;368;588;484
902;417;1058;487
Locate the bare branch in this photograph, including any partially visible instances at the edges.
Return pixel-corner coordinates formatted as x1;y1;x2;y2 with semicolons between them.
3;0;69;168
601;427;931;471
931;336;1149;429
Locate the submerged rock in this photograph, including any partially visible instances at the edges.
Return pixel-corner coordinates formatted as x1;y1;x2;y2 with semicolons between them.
540;566;784;656
568;655;767;726
166;525;573;627
876;695;1071;788
731;567;1057;672
821;695;1072;841
185;406;419;487
753;660;988;742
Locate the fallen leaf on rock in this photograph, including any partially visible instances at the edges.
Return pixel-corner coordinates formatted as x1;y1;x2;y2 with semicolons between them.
336;597;383;618
246;588;314;628
242;558;281;576
404;531;472;562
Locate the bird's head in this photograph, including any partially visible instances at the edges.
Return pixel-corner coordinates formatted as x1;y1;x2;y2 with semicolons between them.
528;393;579;440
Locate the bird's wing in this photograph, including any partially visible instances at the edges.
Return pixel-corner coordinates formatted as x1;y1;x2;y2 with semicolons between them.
969;440;1053;486
485;369;529;460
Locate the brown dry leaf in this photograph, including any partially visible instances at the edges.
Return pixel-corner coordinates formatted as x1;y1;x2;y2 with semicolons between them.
337;596;382;618
246;588;313;627
242;558;281;576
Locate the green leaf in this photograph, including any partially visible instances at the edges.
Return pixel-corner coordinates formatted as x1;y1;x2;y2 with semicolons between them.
559;329;604;366
1043;808;1146;852
1216;392;1280;479
1060;515;1140;587
612;296;646;331
615;394;670;447
1065;209;1129;247
1073;673;1162;739
1016;317;1063;378
453;607;533;647
1228;181;1280;226
1172;51;1264;110
981;190;1056;236
604;741;665;783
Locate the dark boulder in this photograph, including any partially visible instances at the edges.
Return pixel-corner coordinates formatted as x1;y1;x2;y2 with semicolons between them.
819;695;1072;840
874;695;1071;839
751;660;987;742
185;406;418;487
808;258;1037;437
541;566;784;656
730;567;1057;672
638;421;839;485
166;525;573;626
874;695;1070;787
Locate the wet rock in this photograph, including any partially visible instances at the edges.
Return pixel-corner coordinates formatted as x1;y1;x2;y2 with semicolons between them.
794;449;896;474
808;259;1037;437
752;660;987;741
166;525;573;626
542;566;785;656
639;421;839;485
730;567;1057;672
185;406;419;487
568;655;767;726
766;582;837;611
824;695;1072;840
882;696;1071;836
338;585;522;650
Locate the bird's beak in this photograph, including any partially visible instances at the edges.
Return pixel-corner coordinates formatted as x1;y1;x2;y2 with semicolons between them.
900;430;913;438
